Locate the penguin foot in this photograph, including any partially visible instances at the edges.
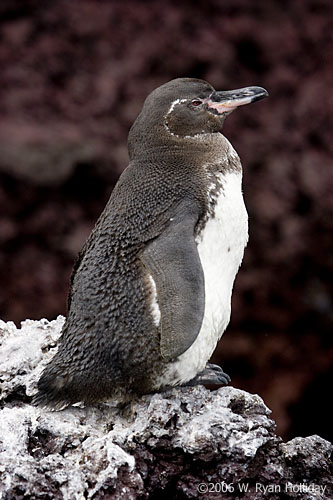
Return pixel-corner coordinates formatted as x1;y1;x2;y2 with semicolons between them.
183;364;231;387
206;363;229;373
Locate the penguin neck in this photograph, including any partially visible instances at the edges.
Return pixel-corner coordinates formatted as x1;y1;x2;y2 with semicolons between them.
129;125;233;169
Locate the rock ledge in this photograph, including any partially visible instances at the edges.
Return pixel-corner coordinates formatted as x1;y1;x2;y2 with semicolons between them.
0;317;331;499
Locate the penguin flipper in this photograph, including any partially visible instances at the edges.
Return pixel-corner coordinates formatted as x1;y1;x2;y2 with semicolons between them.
140;200;205;361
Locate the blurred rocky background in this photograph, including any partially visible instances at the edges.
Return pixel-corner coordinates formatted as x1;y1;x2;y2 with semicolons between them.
0;0;332;442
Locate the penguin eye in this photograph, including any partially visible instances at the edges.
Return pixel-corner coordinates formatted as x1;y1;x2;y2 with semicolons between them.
191;99;203;107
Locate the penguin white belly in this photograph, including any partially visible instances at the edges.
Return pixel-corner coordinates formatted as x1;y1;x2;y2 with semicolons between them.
158;170;248;387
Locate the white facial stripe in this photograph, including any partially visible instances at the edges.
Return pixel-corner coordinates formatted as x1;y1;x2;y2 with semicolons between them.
166;98;188;116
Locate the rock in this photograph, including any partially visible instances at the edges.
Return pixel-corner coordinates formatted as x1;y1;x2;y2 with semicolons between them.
0;317;331;499
0;138;99;187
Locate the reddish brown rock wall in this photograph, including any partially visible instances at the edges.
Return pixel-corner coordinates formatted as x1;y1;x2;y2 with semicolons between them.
1;0;332;441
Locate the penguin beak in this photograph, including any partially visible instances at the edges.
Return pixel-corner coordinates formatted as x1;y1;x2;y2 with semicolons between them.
207;86;269;114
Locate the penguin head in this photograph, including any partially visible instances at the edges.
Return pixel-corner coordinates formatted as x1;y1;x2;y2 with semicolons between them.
129;78;268;148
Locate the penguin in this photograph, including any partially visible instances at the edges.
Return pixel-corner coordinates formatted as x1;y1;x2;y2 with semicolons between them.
34;78;268;409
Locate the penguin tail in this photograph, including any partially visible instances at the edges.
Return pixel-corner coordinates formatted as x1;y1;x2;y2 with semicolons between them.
32;392;70;411
32;368;76;411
